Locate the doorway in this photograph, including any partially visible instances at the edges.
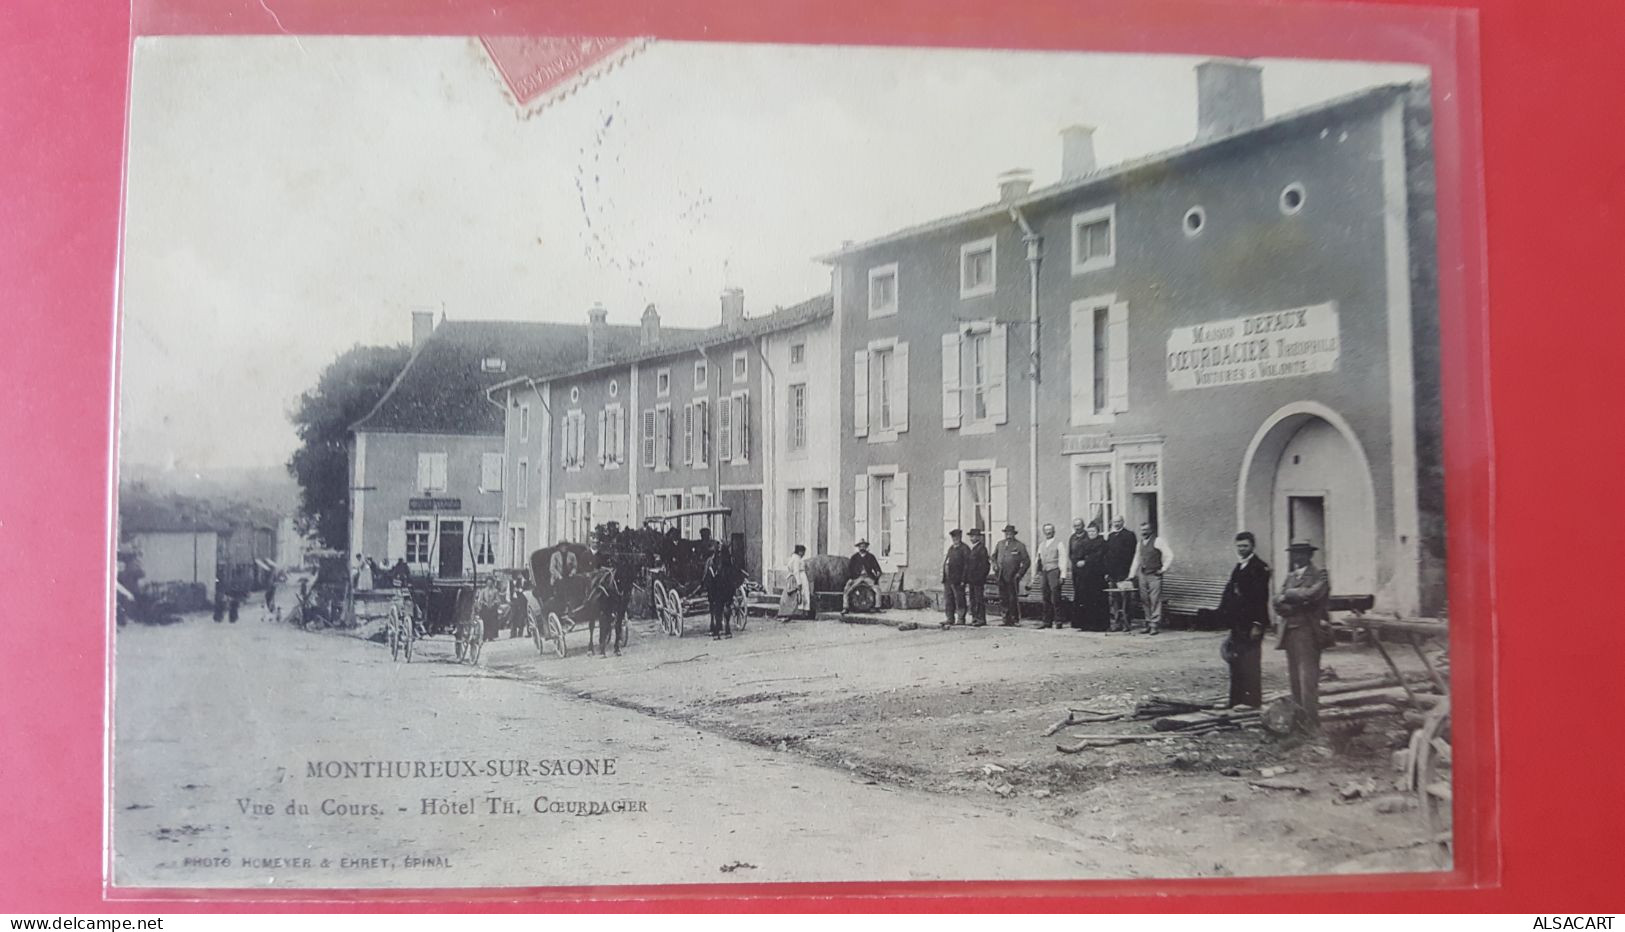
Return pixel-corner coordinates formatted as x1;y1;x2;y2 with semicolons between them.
1287;495;1328;567
438;519;465;579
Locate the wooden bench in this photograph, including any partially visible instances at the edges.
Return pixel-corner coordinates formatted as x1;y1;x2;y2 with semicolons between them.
1162;575;1226;624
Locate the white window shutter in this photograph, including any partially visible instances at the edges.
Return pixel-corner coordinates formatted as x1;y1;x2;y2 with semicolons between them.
891;472;909;565
683;403;693;465
597;410;607;465
940;332;962;429
577;414;587;465
852;350;870;437
988;323;1008;425
417;454;432;491
1070;303;1090;426
942;469;960;542
893;342;909;432
853;474;869;547
1108;302;1130;413
386;519;406;564
719;397;733;461
641;409;656;467
991;467;1009;529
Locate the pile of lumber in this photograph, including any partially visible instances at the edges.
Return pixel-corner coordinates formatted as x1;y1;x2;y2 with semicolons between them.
1051;673;1443;753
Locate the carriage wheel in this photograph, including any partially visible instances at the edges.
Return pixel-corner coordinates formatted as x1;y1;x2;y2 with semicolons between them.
388;608;402;661
529;616;546;656
546;612;567;659
652;580;672;636
665;589;686;638
403;618;414;662
732;589;749;633
467;628;483;665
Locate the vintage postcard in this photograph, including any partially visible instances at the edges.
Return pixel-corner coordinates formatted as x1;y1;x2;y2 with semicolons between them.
112;33;1459;889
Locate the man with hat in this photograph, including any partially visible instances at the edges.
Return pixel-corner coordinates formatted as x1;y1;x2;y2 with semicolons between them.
1274;539;1332;731
842;538;883;614
940;529;970;627
965;528;991;626
991;524;1031;627
1127;521;1174;635
1218;531;1272;708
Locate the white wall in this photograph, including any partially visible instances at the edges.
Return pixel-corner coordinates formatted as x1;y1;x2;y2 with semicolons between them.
763;317;838;575
130;531;219;599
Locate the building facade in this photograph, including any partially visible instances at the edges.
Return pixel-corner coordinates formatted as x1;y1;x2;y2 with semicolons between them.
494;292;835;579
828;63;1444;618
348;313;652;579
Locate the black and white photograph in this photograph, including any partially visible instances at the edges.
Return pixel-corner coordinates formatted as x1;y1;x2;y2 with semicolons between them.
112;35;1453;888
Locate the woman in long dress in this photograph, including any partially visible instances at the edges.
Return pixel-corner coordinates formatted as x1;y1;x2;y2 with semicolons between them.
780;544;812;620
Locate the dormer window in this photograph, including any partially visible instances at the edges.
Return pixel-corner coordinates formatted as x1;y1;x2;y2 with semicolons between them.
959;236;996;298
480;357;507;373
868;263;899;318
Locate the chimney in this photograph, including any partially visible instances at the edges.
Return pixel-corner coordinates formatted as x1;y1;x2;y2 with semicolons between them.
720;287;745;329
640;303;661;347
1060;125;1097;180
411;310;434;349
1195;58;1265;140
997;168;1034;203
587;303;609;364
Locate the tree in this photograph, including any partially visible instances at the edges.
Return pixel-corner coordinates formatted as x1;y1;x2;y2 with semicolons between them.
287;343;412;551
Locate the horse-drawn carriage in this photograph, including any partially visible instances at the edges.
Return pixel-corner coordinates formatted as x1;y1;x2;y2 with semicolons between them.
520;539;633;659
640;507;764;638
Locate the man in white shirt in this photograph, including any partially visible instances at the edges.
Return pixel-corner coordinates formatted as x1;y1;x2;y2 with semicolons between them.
1127;522;1174;635
1033;523;1065;629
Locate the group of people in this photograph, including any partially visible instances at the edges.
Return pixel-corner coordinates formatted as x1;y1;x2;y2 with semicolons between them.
938;517;1169;632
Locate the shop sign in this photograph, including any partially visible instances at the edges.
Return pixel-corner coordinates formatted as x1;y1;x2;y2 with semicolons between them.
1166;303;1339;391
408;497;462;512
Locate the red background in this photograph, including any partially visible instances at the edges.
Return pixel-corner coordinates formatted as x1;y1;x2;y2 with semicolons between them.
1;0;1619;912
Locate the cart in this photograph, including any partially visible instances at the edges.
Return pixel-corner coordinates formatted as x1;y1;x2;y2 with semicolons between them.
522;542;630;658
641;507;749;637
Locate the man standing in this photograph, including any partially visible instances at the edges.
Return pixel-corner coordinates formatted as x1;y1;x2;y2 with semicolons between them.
991;524;1031;627
1127;521;1174;635
842;539;883;614
1218;531;1272;708
965;528;991;626
1033;523;1065;629
1103;516;1138;632
1274;540;1331;732
941;529;970;627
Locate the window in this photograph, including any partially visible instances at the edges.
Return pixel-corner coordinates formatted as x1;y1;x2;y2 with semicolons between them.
1081;464;1115;531
683;403;694;465
1280;182;1306;215
480;452;504;492
732;350;748;382
964;470;993;534
602;404;625;465
718;396;733;461
689;399;709;468
480;357;506;373
853;338;909;439
1070;296;1129;425
416;453;447;492
561;410;586;468
1071;205;1116;275
874;474;895;558
519;404;530;443
787;488;807;553
729;390;751;463
867;263;899;317
654;404;673;471
959;236;996;298
641;409;657;468
790;342;806;366
788;382;808;452
516;458;529;506
569;386;580;403
968;330;990;422
405;519;431;566
656;368;670;397
507;526;527;568
813;487;829;556
472;520;498;568
1183;206;1206;237
874;347;894;431
609;379;619;397
694;361;708;391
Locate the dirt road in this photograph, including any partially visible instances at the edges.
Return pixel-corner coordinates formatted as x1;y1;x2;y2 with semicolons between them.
114;610;1209;889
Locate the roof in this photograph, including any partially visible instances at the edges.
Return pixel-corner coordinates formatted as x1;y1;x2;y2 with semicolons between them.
817;82;1418;261
496;292;833;389
352;319;694;435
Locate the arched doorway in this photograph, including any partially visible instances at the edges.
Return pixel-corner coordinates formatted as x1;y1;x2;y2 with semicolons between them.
1238;403;1377;600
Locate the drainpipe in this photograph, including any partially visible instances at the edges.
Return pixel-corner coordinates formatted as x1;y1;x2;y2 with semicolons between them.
1010;206;1042;542
755;335;776;574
